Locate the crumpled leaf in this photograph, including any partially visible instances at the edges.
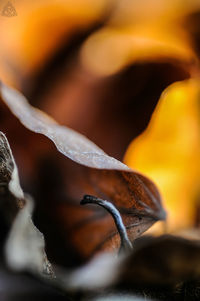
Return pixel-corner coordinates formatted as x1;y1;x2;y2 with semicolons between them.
0;81;128;170
0;81;166;261
5;195;53;276
0;130;159;300
0;131;53;277
0;0;191;167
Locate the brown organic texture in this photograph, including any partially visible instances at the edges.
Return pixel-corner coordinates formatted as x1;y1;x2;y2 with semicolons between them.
56;235;200;300
109;235;200;301
29;61;190;162
119;235;200;287
0;0;193;164
0;82;165;263
0;132;23;236
0;3;195;267
0;131;52;277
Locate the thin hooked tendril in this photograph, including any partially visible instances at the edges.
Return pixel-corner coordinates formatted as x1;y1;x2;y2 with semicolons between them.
80;195;133;254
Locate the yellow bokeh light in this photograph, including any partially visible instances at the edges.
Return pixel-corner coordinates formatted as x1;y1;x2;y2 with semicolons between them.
0;0;111;86
81;25;195;76
124;79;200;231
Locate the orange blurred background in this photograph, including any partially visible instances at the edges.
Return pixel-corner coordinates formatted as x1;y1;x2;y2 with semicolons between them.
0;0;200;236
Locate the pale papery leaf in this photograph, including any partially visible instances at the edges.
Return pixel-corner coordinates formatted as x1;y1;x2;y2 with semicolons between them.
61;253;121;290
0;132;53;277
0;82;128;171
5;195;53;277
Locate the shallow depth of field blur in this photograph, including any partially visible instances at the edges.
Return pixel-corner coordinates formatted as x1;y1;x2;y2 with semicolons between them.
0;0;200;237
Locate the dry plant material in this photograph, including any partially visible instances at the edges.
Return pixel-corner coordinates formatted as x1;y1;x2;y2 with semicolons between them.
81;195;133;253
57;235;200;300
0;81;166;261
119;235;200;287
1;1;200;300
0;131;52;277
0;78;199;301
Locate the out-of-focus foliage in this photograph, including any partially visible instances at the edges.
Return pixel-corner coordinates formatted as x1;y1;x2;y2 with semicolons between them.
80;0;198;76
0;0;200;300
0;0;112;85
0;0;199;248
125;79;200;231
1;0;200;87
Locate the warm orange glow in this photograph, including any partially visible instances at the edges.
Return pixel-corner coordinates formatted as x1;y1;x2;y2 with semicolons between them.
0;0;200;235
80;0;200;76
81;25;195;76
0;0;111;85
124;79;200;231
108;0;200;25
1;0;200;85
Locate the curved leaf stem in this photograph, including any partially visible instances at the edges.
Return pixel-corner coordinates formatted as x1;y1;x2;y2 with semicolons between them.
80;195;133;254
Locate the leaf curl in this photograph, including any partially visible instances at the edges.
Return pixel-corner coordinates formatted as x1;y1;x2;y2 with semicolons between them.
0;82;166;259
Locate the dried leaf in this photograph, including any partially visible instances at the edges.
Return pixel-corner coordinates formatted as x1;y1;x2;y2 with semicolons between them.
0;82;166;260
118;235;200;287
62;235;200;295
0;0;191;166
5;195;53;276
0;81;128;170
0;132;53;277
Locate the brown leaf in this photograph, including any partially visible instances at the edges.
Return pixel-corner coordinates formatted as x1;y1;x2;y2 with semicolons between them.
61;235;200;301
118;235;200;287
0;82;166;262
